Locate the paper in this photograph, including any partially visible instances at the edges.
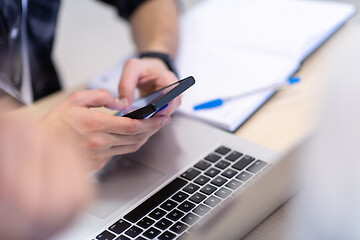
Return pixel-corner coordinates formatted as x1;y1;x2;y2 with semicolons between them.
174;0;355;131
184;0;356;59
176;43;300;131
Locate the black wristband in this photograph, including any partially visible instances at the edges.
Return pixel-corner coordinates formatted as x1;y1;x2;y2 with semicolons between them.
139;51;179;78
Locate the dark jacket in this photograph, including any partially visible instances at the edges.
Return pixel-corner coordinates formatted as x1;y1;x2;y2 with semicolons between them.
0;0;147;101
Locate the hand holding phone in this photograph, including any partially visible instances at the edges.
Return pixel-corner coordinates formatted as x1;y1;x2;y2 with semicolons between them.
116;76;195;119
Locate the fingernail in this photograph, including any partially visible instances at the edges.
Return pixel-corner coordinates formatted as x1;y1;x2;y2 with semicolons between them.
162;117;170;126
115;98;128;107
120;98;129;107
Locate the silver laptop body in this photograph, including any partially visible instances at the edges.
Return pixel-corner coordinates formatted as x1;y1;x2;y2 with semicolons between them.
53;114;295;240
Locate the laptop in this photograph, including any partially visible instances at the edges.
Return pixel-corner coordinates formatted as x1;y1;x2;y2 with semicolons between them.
53;113;296;240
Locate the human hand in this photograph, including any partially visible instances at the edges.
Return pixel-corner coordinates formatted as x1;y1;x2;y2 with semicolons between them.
0;114;93;240
118;57;181;117
40;89;170;169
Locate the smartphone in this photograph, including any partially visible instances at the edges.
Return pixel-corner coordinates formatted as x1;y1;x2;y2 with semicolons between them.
115;76;195;119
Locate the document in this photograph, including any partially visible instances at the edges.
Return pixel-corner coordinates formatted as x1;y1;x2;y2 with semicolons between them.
176;0;355;131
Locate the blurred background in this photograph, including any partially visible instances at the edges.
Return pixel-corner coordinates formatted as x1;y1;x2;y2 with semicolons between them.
53;0;360;90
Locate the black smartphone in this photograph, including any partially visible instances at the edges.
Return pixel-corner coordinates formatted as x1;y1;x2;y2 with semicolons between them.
115;76;195;119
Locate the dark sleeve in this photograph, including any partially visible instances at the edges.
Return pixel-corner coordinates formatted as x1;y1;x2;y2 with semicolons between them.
96;0;150;19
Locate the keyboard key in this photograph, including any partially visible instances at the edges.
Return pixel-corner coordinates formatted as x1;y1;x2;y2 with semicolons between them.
124;178;187;223
178;201;195;212
204;196;221;207
226;179;243;190
204;168;220;177
178;200;196;212
189;192;206;204
171;191;189;203
221;168;238;178
149;208;166;220
181;168;201;180
181;212;200;225
215;160;231;170
183;183;200;194
225;151;243;162
125;226;143;238
170;221;189;234
200;184;217;195
232;155;255;171
193;204;211;216
211;176;228;187
194;175;210;185
204;153;221;163
247;160;267;173
134;237;146;240
96;230;116;240
155;218;173;230
167;209;185;221
116;236;130;240
215;146;231;155
143;227;161;239
137;216;155;229
160;200;178;211
236;171;253;182
109;219;131;234
158;231;176;240
215;187;232;199
194;160;211;170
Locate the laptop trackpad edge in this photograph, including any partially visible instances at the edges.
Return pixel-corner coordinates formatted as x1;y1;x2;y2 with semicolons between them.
86;157;165;219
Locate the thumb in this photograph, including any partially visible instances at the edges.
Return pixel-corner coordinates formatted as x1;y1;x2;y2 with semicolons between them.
118;59;143;104
68;89;128;109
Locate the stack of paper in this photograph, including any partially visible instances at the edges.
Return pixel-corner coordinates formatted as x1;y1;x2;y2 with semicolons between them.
89;0;356;132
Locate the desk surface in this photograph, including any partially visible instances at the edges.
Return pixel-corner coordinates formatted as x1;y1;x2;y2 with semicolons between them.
16;20;360;240
242;21;360;240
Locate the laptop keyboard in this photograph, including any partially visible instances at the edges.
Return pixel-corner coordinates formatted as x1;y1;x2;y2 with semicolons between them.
95;145;268;240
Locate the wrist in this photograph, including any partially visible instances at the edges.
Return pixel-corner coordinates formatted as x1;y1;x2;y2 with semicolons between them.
139;51;178;77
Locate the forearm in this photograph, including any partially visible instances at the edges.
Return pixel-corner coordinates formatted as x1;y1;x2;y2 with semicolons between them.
129;0;179;57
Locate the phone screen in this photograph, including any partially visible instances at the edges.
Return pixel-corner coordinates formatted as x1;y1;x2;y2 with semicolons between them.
115;80;181;117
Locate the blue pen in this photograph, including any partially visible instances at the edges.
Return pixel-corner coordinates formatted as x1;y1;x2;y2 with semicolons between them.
193;77;301;110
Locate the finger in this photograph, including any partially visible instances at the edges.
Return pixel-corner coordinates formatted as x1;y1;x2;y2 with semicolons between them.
154;94;182;118
90;110;170;135
118;58;144;104
92;157;112;170
112;116;169;135
94;142;149;160
68;89;128;109
85;131;153;152
154;70;178;89
139;71;178;95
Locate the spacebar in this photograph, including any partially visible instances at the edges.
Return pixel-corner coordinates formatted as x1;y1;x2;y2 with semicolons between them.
124;177;188;223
